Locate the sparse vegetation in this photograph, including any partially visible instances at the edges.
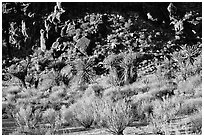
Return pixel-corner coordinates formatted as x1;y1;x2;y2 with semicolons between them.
2;2;202;135
100;99;133;135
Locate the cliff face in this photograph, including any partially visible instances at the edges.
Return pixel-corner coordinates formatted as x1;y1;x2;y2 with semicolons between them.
59;2;201;27
2;2;202;59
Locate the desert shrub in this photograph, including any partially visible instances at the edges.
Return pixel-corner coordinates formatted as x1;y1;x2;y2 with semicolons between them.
104;86;136;102
95;75;112;89
14;105;44;135
70;96;95;128
131;92;156;121
131;96;153;121
194;85;202;97
148;85;175;99
177;97;202;116
176;108;202;135
103;86;121;101
120;84;139;98
188;110;202;134
131;93;154;104
129;80;150;94
91;84;104;98
144;73;177;99
4;86;22;94
12;104;62;135
84;83;104;98
16;88;41;100
49;86;66;101
192;54;202;75
42;108;61;134
91;98;107;127
17;91;31;98
149;96;182;135
2;102;10;118
189;75;202;88
38;71;57;92
101;99;133;135
178;75;202;95
60;105;77;126
6;94;16;102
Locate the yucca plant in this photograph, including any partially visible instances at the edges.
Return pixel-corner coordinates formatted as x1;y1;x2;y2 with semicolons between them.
73;58;96;86
104;51;138;86
182;44;201;66
171;44;201;81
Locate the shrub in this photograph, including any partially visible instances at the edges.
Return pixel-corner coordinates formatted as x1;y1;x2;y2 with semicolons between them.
13;104;62;135
177;97;202;116
101;99;133;135
70;96;95;128
129;80;149;94
120;84;138;98
148;85;174;99
6;94;16;102
178;75;202;95
149;96;182;135
188;110;202;134
5;86;22;94
194;85;202;97
84;83;104;98
14;105;44;135
91;84;104;98
144;74;177;99
91;98;107;127
42;108;61;133
95;75;112;89
103;86;122;101
131;93;154;121
60;105;77;126
49;86;66;101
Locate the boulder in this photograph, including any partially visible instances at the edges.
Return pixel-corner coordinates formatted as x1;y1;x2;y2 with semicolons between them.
75;36;91;54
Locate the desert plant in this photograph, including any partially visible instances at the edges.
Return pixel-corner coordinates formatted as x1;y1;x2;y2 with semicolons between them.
149;96;182;135
60;105;76;126
131;93;154;121
104;52;138;86
177;97;202;116
42;108;61;134
5;85;22;95
13;104;62;135
188;110;202;134
49;86;66;101
177;74;202;95
72;58;96;86
171;45;201;81
101;99;133;135
14;105;44;134
70;96;95;128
